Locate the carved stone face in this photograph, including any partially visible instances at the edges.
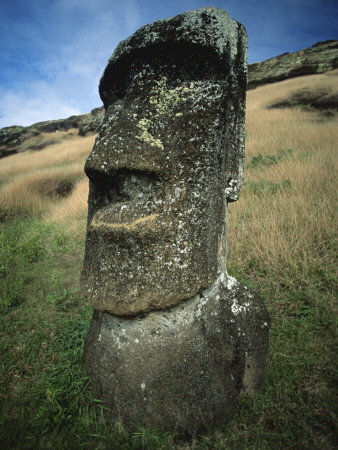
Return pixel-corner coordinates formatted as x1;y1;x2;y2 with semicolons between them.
81;28;246;316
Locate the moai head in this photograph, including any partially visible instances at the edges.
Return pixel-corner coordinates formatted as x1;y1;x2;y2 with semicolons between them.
81;7;247;315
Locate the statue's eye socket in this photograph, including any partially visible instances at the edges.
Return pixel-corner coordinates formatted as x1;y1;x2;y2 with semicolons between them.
87;168;161;206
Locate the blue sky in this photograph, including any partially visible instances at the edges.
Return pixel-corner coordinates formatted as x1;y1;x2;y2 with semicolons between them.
0;0;337;128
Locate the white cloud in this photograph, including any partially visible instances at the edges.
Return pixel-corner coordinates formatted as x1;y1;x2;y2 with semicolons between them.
0;0;130;128
0;83;82;128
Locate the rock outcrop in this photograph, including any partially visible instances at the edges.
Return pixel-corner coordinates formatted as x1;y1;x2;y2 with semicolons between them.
248;40;338;89
78;107;105;136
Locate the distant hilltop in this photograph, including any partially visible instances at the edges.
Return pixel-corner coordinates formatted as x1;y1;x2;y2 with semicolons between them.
0;107;105;159
0;40;337;159
248;40;338;89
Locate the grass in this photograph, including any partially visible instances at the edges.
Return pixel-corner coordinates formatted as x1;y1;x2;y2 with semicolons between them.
0;70;337;448
0;134;95;221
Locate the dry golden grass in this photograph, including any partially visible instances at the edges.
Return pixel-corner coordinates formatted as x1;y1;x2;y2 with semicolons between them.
0;135;94;223
227;70;337;287
46;178;89;234
16;128;78;152
0;165;86;216
248;68;338;111
0;134;95;179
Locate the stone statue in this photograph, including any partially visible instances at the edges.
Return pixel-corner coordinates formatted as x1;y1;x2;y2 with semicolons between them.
82;7;270;437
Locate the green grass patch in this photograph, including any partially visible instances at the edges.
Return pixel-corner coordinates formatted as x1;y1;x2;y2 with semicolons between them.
246;149;294;168
1;214;336;448
244;178;291;196
0;217;180;448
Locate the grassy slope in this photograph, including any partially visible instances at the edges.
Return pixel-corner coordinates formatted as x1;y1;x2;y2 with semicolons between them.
0;70;337;448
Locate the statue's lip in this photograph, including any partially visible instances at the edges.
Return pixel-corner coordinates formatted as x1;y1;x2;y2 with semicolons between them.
89;192;166;230
90;213;159;231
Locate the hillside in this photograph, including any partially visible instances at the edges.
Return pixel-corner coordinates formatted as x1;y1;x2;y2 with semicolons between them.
0;40;337;160
0;107;104;160
1;70;337;448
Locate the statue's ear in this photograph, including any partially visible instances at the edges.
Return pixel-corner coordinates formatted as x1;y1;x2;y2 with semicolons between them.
223;22;247;203
224;121;245;202
225;178;240;202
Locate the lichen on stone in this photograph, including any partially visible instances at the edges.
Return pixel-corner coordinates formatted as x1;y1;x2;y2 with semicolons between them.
135;117;164;149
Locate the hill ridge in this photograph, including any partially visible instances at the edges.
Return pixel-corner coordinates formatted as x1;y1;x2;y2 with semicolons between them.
248;39;338;89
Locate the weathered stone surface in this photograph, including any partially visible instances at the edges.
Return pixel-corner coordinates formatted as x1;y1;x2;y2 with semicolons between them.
248;40;338;89
80;7;270;435
81;6;247;315
82;275;270;437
